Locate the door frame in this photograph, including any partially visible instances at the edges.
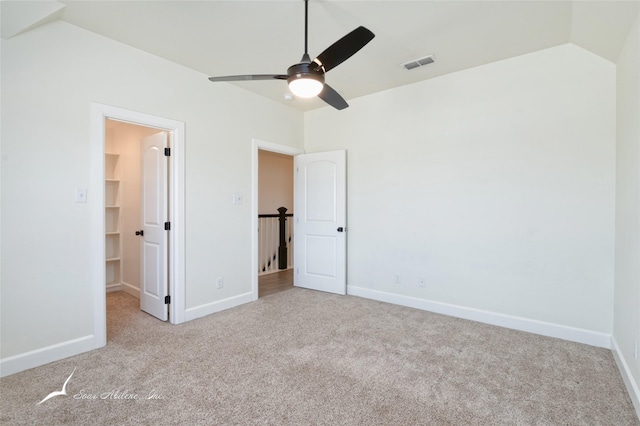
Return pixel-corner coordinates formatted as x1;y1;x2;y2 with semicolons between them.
90;103;186;349
251;138;303;300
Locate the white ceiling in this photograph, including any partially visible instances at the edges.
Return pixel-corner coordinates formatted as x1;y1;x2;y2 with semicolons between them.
3;1;639;111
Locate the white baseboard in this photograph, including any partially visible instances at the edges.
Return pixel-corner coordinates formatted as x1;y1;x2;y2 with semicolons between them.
106;283;121;292
258;267;293;277
184;292;255;322
120;281;140;299
611;337;640;419
0;335;98;378
1;291;255;377
347;286;612;349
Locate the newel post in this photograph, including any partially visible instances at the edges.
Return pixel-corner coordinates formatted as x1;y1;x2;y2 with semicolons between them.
277;207;288;270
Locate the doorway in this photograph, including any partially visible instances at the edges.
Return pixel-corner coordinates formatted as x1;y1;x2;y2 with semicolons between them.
251;141;348;300
257;149;294;297
103;118;176;322
105;119;161;297
251;139;303;301
91;104;186;350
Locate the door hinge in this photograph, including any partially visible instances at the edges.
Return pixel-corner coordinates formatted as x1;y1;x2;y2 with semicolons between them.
164;222;171;231
164;147;171;156
164;295;170;304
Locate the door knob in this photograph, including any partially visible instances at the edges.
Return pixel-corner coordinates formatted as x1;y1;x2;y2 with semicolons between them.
135;230;144;236
337;227;344;232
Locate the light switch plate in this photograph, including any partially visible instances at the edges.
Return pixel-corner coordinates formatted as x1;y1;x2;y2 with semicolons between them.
76;188;87;203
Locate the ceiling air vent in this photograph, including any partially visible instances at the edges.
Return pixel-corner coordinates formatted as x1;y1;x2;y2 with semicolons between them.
402;55;435;70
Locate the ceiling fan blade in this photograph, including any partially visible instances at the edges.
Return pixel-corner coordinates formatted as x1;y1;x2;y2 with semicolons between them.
314;26;375;73
318;84;348;110
208;74;287;82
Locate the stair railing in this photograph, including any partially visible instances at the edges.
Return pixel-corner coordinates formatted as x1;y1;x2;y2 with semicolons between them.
258;207;293;274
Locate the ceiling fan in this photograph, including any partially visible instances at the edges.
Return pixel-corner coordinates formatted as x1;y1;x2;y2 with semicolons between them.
208;0;375;110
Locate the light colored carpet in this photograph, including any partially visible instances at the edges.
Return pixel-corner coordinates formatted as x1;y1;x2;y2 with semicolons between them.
1;288;638;425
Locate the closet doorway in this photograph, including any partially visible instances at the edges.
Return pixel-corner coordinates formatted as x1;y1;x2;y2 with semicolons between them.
104;119;169;318
91;103;186;350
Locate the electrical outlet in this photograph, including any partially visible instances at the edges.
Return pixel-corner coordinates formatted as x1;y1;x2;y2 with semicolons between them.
216;277;224;289
418;277;426;288
394;273;401;285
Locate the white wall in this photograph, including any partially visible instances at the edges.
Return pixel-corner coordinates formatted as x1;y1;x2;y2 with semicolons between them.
614;8;640;407
0;20;303;361
258;150;294;215
305;44;616;335
0;16;626;382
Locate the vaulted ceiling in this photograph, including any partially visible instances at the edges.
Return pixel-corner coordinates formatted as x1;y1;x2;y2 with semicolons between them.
3;1;638;111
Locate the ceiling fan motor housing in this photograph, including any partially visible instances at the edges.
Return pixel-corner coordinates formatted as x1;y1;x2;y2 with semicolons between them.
287;62;325;84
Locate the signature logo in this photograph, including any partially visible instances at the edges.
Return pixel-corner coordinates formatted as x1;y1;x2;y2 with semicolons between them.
37;368;76;405
35;367;163;404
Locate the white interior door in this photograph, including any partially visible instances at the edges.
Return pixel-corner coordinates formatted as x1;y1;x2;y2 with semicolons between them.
140;132;169;320
294;150;347;295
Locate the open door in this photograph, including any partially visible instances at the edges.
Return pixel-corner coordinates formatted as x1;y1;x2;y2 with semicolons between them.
140;132;169;320
293;150;346;295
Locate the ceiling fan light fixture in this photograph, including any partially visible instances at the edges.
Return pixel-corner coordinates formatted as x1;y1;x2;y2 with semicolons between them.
207;1;374;110
288;74;324;98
